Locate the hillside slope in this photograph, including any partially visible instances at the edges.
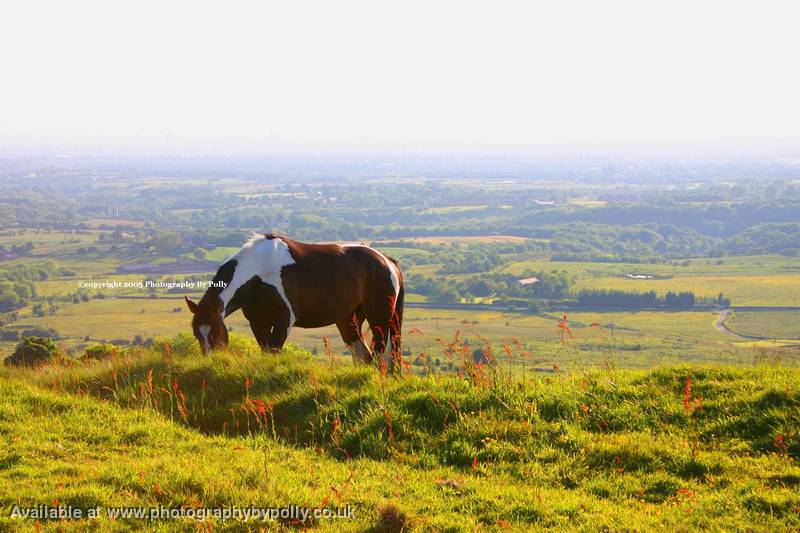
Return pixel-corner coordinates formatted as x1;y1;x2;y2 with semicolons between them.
0;336;798;531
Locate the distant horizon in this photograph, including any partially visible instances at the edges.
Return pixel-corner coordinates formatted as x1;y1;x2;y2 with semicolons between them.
3;143;800;161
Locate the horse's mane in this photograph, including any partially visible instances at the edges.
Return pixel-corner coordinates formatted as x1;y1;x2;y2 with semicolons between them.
242;231;265;248
235;231;286;258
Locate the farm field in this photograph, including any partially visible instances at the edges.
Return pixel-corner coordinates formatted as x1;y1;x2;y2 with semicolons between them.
6;296;787;369
10;297;243;343
0;229;101;247
203;246;241;262
83;217;147;228
503;256;800;306
9;297;554;354
573;275;800;307
424;204;489;214
375;235;531;244
3;227;799;370
727;311;800;340
558;310;730;341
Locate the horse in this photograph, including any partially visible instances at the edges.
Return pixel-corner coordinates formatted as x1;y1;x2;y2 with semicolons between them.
184;233;404;369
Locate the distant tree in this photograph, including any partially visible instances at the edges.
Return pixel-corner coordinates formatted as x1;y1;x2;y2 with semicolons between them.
0;289;20;312
677;292;695;308
430;286;459;304
148;231;183;254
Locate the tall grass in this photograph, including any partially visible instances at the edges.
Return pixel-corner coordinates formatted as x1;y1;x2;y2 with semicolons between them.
6;329;799;467
2;327;799;530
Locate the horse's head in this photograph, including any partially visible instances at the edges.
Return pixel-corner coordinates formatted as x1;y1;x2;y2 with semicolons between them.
185;295;229;354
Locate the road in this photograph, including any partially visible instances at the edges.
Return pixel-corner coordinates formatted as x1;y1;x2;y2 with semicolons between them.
714;309;738;337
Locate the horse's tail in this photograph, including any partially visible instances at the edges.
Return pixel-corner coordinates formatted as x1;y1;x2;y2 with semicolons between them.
388;256;404;372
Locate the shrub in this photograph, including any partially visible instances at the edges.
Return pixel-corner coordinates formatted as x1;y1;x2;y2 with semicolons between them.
4;336;60;366
82;343;120;360
152;331;201;358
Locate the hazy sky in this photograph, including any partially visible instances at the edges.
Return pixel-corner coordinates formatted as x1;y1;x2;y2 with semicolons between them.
1;1;798;155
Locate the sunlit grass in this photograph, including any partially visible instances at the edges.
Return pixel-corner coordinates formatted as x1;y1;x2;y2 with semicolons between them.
0;335;798;530
729;311;800;340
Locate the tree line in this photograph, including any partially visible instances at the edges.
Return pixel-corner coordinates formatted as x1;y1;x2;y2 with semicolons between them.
577;289;730;309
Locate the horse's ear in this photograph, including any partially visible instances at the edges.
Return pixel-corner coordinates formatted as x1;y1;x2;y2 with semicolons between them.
185;296;199;314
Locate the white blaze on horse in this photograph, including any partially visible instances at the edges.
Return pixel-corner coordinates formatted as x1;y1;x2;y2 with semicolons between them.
185;233;404;368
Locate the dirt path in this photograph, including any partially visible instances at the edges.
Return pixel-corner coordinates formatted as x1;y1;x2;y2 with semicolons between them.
714;309;739;337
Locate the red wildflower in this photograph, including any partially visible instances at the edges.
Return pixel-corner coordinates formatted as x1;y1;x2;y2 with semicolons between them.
682;376;702;414
774;434;788;454
682;377;693;411
557;314;573;341
251;399;267;415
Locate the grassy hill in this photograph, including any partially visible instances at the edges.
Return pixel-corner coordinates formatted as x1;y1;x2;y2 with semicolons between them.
1;335;798;531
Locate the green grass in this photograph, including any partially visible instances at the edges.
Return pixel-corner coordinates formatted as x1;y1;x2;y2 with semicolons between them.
1;336;799;530
728;311;800;340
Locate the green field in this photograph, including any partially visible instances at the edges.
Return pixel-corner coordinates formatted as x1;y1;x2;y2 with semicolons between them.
728;311;800;341
0;338;798;530
204;246;241;262
0;229;101;249
557;310;728;341
424;205;488;214
503;256;800;306
9;298;781;369
3;230;799;370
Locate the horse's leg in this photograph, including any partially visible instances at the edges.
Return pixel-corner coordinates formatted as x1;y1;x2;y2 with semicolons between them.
249;320;272;352
366;283;404;374
365;304;393;373
389;283;404;372
336;307;372;364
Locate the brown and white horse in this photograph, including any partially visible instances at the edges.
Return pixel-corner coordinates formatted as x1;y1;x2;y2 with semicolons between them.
185;233;404;368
